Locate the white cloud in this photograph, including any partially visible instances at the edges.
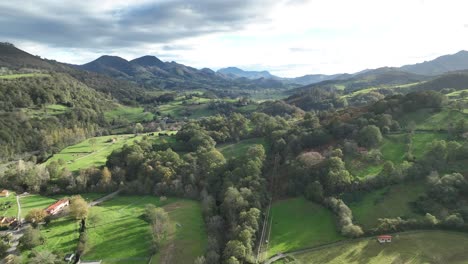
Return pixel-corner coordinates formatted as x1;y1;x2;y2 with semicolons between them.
7;0;468;77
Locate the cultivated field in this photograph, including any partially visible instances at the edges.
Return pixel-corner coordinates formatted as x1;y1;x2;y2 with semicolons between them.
267;198;343;257
292;231;468;264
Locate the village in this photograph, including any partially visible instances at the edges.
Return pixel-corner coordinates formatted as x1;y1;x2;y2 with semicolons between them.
0;189;107;264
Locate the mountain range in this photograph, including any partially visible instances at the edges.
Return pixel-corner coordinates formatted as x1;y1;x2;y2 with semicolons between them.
76;55;292;91
3;42;468;96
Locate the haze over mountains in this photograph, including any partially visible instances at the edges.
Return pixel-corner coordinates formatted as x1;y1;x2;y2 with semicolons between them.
3;42;468;92
75;49;468;88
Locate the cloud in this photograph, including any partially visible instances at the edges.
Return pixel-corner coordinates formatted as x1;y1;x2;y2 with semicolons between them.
0;0;275;49
2;0;468;77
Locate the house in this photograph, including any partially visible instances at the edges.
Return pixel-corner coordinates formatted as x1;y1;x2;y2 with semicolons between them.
377;235;392;243
0;190;9;197
45;199;69;215
0;216;17;228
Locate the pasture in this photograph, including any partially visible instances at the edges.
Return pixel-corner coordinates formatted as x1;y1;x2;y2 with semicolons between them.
104;105;154;123
345;182;426;229
268;198;343;257
293;231;468;264
82;196;206;264
0;193;18;218
217;137;267;159
45;132;172;172
0;73;49;79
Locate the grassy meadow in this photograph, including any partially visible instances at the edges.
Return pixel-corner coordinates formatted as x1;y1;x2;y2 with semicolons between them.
268;198;343;257
217;137;267;159
104;105;154;123
345;182;426;230
45;132;173;172
293;231;468;264
82;196;206;264
0;73;50;79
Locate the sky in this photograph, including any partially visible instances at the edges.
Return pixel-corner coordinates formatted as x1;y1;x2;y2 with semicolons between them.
1;0;468;77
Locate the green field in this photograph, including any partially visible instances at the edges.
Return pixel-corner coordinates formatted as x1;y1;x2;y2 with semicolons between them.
45;132;171;172
105;105;154;123
217;138;267;159
346;182;426;229
83;196;206;264
32;217;80;257
380;134;407;164
293;231;468;264
20;194;57;218
398;108;468;131
0;193;18;217
268;198;343;257
0;73;49;79
347;134;407;178
411;132;448;158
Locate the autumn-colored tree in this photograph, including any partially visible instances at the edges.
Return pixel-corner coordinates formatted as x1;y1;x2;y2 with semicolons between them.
25;209;47;227
100;167;112;185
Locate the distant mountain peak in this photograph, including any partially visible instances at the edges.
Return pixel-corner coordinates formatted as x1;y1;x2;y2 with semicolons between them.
130;55;165;68
217;67;277;80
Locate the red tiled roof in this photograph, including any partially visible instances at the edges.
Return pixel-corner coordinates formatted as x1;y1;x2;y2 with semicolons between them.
46;199;69;211
377;235;392;239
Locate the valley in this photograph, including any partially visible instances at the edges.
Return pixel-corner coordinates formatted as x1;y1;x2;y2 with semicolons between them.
0;42;467;264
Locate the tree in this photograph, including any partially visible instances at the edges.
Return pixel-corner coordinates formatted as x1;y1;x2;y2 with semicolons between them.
19;226;43;250
69;195;89;220
325;157;352;192
194;256;206;264
0;240;9;259
25;208;47;227
223;240;246;261
145;204;170;251
88;138;97;152
29;250;60;264
357;125;383;148
4;254;22;264
134;123;144;135
305;181;324;202
100;166;112;186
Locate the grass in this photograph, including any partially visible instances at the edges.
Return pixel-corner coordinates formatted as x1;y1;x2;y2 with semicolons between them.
380;134;407;164
345;182;426;230
293;231;468;264
151;200;207;264
105;105;154;123
0;73;49;79
20;217;81;262
23;104;70;118
0;193;18;218
217;138;267;159
19;194;57;218
268;198;344;257
347;134;406;178
411;132;448;158
83;196;206;264
45;132;172;172
398;108;468;131
37;217;80;254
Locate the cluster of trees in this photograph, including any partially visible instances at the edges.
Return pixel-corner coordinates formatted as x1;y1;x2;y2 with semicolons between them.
0;73;110;161
144;204;170;253
324;197;363;237
412;172;468;224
